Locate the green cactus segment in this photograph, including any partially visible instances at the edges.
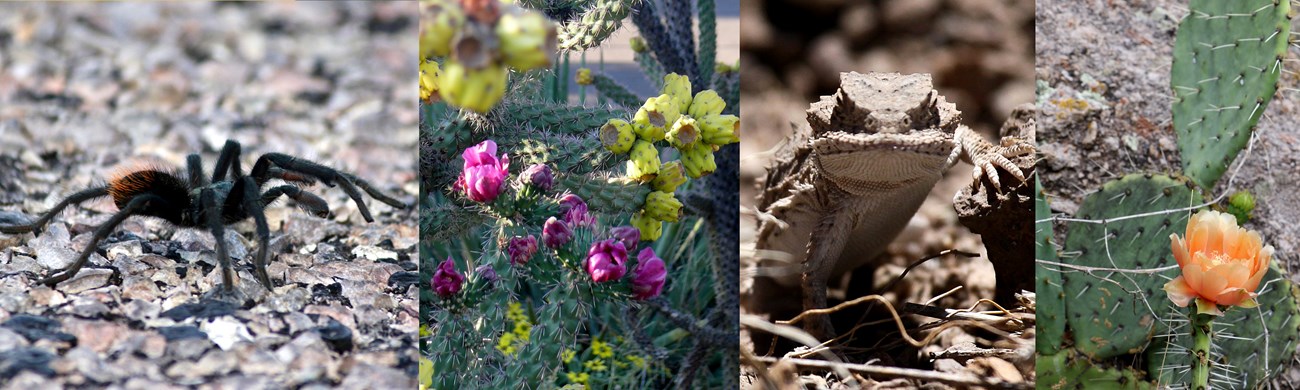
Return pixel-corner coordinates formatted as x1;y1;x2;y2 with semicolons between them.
558;0;634;51
492;101;625;135
695;0;716;90
1062;174;1204;359
592;73;644;109
1037;351;1156;390
1034;178;1066;355
554;174;652;215
1171;0;1289;189
1146;263;1300;389
507;133;613;175
491;282;587;387
636;50;667;90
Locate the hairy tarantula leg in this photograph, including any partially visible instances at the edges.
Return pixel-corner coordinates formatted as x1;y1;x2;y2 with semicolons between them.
236;177;274;291
0;187;109;235
266;167;318;186
343;173;408;209
40;194;161;287
187;154;209;188
211;140;242;182
261;185;331;218
200;189;236;292
251;153;390;222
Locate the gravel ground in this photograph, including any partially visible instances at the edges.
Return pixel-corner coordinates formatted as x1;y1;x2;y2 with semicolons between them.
738;0;1035;387
0;3;419;388
1036;0;1300;385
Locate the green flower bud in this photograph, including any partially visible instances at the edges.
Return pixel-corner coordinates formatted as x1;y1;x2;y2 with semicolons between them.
496;9;557;70
630;37;647;53
600;119;635;154
630;210;662;241
650;161;686;193
699;114;739;145
687;90;725;118
644;191;682;222
438;61;508;113
626;140;661;181
666;116;699;150
661;73;692;112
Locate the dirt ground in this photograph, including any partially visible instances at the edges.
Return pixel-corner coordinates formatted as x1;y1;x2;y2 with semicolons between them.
738;0;1036;387
0;3;419;388
1036;0;1300;386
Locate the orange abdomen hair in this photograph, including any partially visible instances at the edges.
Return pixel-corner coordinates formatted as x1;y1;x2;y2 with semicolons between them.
106;163;190;210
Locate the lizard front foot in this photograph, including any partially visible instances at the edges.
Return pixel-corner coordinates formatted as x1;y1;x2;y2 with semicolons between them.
956;126;1034;193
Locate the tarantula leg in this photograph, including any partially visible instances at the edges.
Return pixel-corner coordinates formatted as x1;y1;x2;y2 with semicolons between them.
233;177;274;291
40;194;160;287
262;185;331;218
187;154;209;188
251;153;407;223
266;167;317;185
200;189;236;292
0;187;109;235
344;173;407;209
212;140;242;182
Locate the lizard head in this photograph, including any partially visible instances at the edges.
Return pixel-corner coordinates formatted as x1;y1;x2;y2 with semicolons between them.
806;72;960;136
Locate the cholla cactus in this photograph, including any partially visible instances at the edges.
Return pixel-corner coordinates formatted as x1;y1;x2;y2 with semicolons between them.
421;1;736;388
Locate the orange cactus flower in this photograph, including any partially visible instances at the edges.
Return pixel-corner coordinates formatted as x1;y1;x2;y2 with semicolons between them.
1163;210;1273;316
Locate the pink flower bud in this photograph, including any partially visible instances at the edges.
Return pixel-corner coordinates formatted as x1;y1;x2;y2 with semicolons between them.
630;248;666;300
542;217;573;248
506;235;539;265
520;164;554;192
610;226;640;251
432;257;465;298
585;239;628;283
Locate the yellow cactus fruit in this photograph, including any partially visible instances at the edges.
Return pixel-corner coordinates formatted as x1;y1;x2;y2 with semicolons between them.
630;210;662;241
666;116;699;150
698;114;739;146
576;68;593;86
420;2;465;59
438;61;508;113
420;60;441;103
600;119;635;154
661;73;692;112
632;94;680;141
651;161;687;193
643;191;682;222
680;144;716;178
626;140;661;181
687;90;725;118
496;8;557;70
630;37;647;53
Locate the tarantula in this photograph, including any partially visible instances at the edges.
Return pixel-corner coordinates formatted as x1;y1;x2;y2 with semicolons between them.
0;140;406;293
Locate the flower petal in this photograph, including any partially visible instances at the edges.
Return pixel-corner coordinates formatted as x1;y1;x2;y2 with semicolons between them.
1163;276;1196;307
1196;262;1232;301
1212;287;1257;307
1170;233;1189;268
1194;298;1223;316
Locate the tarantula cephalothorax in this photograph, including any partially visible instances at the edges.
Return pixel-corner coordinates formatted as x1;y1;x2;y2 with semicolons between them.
0;140;407;293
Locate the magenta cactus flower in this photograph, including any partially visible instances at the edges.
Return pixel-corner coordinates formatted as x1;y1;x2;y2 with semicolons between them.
506;235;539;265
557;193;586;213
610;226;640;250
475;264;499;284
542;217;573;248
520;164;554;192
432;257;466;298
457;140;510;203
630;248;667;300
585;239;628;283
563;202;596;227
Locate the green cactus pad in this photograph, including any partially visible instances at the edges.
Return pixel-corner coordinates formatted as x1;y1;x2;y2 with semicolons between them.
1146;263;1300;389
1171;0;1289;189
492;101;625;136
554;174;651;215
1062;174;1205;359
1035;178;1066;355
1037;351;1156;390
557;0;634;51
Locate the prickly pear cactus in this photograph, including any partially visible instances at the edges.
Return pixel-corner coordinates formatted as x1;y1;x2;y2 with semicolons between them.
1146;262;1300;388
1062;174;1204;359
1171;0;1290;189
1035;178;1066;356
1037;350;1156;390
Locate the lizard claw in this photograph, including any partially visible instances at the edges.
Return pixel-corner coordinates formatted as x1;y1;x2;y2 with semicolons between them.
957;127;1034;193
